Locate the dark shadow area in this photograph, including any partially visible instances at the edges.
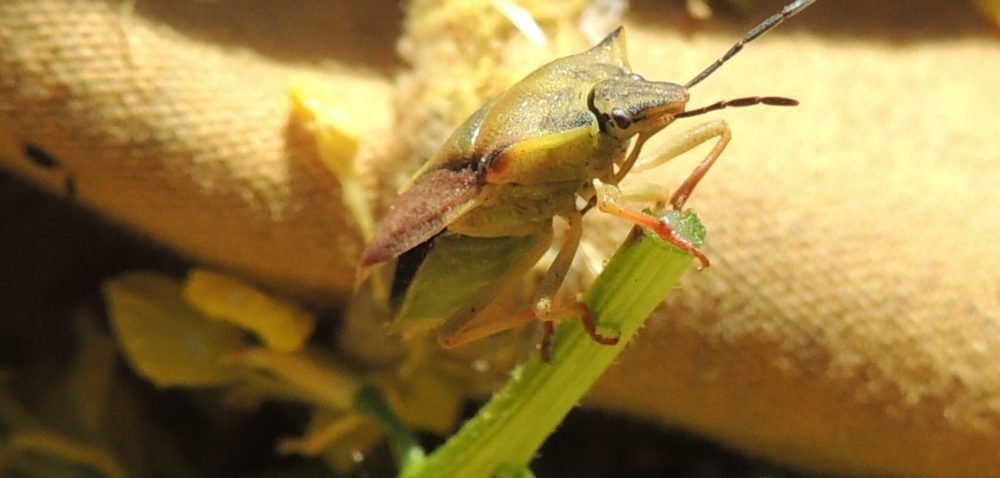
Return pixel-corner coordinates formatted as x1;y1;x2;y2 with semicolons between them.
4;1;992;475
0;170;189;374
534;409;809;478
629;0;995;44
131;0;403;72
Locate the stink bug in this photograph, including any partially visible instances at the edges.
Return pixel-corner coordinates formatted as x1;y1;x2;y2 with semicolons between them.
361;0;816;360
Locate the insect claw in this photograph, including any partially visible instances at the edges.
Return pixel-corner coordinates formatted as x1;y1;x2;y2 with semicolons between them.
651;217;711;269
579;305;620;346
536;302;618;363
693;250;711;270
541;321;556;363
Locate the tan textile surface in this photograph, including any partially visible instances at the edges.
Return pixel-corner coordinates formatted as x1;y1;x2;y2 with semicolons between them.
0;0;395;298
1;1;998;477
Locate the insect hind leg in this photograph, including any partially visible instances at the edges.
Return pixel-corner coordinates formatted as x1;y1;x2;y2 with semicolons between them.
538;301;619;362
532;212;619;361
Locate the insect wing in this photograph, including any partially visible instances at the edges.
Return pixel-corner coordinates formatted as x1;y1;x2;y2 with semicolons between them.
390;231;551;334
360;168;480;266
401;96;501;191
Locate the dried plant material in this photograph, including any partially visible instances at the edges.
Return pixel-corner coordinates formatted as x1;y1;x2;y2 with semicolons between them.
8;431;129;478
972;0;1000;26
66;312;118;439
307;410;386;473
687;0;714;20
493;0;549;45
291;75;376;240
580;0;628;43
278;412;372;458
381;366;465;435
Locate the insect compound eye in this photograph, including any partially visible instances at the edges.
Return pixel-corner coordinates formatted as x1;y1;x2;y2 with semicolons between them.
610;107;632;130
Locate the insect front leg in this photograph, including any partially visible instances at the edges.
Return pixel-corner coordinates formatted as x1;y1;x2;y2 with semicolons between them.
597;119;732;268
631;119;731;210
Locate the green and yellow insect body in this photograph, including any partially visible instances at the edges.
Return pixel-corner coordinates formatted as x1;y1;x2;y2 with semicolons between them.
360;0;814;355
362;28;686;265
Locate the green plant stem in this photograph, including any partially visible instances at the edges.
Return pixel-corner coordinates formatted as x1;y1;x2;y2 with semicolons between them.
354;384;426;470
400;210;705;478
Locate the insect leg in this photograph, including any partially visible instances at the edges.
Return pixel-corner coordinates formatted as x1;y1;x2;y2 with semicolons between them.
532;212;619;360
438;306;540;349
533;212;585;314
540;321;556;363
599;119;731;268
596;184;711;269
629;119;731;210
611;126;663;184
436;233;553;348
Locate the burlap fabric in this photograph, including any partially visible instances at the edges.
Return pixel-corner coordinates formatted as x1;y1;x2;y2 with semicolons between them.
1;1;997;476
0;0;397;298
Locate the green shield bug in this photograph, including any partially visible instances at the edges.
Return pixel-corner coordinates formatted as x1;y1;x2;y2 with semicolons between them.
362;0;817;361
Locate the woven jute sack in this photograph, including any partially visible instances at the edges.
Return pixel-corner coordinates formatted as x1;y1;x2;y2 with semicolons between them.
0;0;397;298
1;1;998;477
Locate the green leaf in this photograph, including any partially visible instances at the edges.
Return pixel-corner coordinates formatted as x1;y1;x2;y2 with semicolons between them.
104;273;245;388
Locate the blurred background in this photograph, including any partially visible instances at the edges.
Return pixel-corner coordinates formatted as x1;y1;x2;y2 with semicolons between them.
1;1;997;477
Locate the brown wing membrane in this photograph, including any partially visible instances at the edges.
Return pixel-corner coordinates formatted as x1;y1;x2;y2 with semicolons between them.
360;168;480;266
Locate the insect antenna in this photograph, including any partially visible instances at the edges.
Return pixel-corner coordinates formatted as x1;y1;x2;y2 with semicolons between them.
675;95;798;118
685;0;817;89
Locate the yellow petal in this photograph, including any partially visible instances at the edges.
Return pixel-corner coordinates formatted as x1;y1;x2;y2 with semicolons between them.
104;273;244;387
183;269;316;352
226;348;360;410
289;75;374;239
